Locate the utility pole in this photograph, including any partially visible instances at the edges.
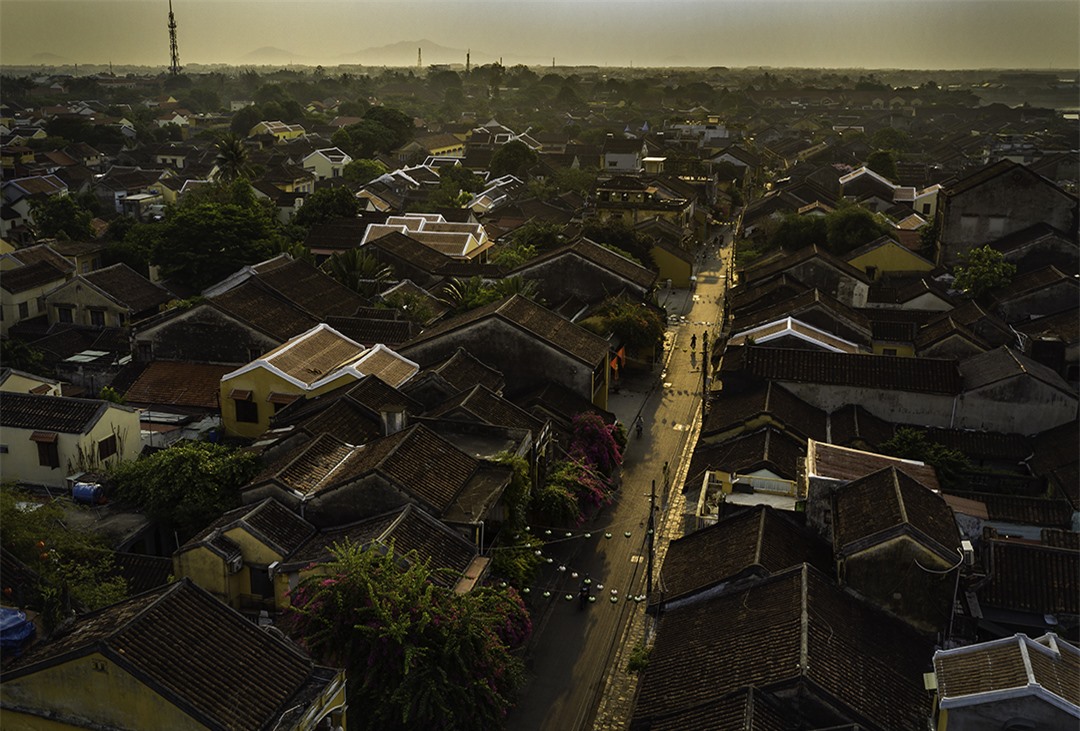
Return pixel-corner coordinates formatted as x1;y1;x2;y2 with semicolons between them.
701;331;709;418
646;479;656;601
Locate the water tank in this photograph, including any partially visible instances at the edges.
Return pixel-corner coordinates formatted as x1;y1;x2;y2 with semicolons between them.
72;482;105;505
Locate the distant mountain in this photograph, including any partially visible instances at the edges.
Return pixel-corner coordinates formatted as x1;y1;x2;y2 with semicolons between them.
30;52;72;64
241;47;305;64
340;39;483;66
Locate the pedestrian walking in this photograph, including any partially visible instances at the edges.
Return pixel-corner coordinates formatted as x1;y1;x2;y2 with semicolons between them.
690;334;697;351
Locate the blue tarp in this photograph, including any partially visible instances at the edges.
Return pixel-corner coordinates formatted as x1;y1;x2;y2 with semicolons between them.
0;607;36;655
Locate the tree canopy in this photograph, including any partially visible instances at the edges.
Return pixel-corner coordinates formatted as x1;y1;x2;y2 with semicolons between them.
108;441;260;541
489;140;538;179
878;427;971;492
953;245;1016;298
824;204;891;255
29;194;94;240
282;542;530;731
293;186;360;228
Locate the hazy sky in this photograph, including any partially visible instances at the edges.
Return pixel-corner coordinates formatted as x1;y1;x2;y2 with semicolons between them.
2;0;1078;69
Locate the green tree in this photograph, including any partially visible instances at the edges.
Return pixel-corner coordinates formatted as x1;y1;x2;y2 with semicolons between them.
489;140;538;179
953;245;1016;298
282;542;530;731
343;158;388;185
824;204;890;255
878;427;971;492
109;441;259;541
230;104;263;136
510;219;566;251
293;186;359;228
593;295;665;355
581;220;653;266
1;484;129;630
871;127;910;152
866;150;898;181
151;202;280;290
770;214;827;250
29;194;94;240
0;338;46;375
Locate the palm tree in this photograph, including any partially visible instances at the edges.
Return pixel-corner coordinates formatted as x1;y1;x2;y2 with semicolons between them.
320;249;393;298
213;134;251;182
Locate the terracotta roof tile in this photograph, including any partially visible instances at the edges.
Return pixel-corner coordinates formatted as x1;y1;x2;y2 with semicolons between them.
83;263;173;315
211;279;319;342
934;634;1080;707
808;440;941;490
426;384;544;438
981;537;1079;615
122;361;232;409
0;392;108;433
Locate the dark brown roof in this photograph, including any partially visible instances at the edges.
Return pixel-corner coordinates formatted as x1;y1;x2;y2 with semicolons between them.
740;244;871;287
83;263;173;314
724;345;963;395
960;346;1073;394
426;384;544;438
808;440;941;491
406;295;610;366
1015;306;1080;344
686;426;805;487
185;498;316;559
0;259;67;293
729;274;810;316
324;315;415;346
947;492;1072;528
981;536;1079;616
2;580;338;731
995;265;1074;301
629;688;793;731
211;279;319;342
946;159;1069;199
282;504;477;587
731;287;871;339
255;258;369;319
922;427;1032;464
122;361;232;410
429;347;506;393
703;382;827;442
7;243;76;275
828;403;896;448
914;313;989;352
633;564;933;731
833;467;960;558
513;238;657;290
109;552;174;594
655;506;831;607
363;230;456;275
0;392;111;433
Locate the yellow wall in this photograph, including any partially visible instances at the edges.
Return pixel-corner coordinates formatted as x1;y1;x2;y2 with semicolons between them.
220;366;357;438
0;652;209;731
872;342;916;357
0;404;141;487
0;371;61;396
651;245;693;288
847;241;933;280
2;278;65;335
45;278;129;328
175;528;285;610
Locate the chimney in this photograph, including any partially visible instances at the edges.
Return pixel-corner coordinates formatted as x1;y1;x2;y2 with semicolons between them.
380;406;407;435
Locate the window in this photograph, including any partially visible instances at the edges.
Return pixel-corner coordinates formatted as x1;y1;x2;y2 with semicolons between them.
98;435;117;460
18;302;29;319
89;309;106;328
249;564;273;598
883;348;898;356
57;306;74;324
235;398;258;424
922;203;932;215
32;432;60;469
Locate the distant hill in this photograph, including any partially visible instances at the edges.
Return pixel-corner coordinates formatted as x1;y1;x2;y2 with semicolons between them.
30;52;72;65
340;39;484;66
242;47;305;64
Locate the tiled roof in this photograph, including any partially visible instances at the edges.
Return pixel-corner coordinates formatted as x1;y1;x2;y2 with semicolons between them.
981;536;1079;616
0;259;67;293
109;552;173;594
629;687;793;731
914;313;988;352
3;580;337;731
363;424;478;514
407;295;610;366
210;279;319;342
995;265;1074;301
945;159;1044;198
654;505;831;607
1015;306;1080;344
960;346;1074;394
934;634;1080;709
724;345;963;395
731;287;871;339
283;504;477;588
260;325;366;386
827;403;895;448
6;243;76;275
351;345;418;388
740;244;870;286
429;347;505;394
729;274;810;316
363;230;456;274
324;315;415;346
253;432;357;496
426;384;544;438
512;238;657;290
686;426;805;487
0;392;108;433
255;258;369;319
922;427;1032;463
122;361;232;409
703;382;827;442
867;274;953;307
634;564;933;731
83;263;173;314
833;467;960;557
947;491;1072;528
809;438;941;489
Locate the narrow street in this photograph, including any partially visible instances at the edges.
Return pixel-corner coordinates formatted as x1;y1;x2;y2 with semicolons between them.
507;229;733;731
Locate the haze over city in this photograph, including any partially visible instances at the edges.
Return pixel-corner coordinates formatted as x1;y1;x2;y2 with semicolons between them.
2;0;1078;70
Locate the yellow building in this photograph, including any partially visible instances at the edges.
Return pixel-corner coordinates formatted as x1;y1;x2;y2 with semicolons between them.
0;393;141;487
248;119;307;142
0;368;62;396
844;235;935;281
220;324;419;438
0;579;347;731
0;260;69;335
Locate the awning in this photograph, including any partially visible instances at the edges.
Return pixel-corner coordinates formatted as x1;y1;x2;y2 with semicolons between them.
266;392;301;405
228;389;252;401
30;431;58;443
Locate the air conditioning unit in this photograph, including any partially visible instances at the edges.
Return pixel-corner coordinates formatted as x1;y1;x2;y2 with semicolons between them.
227;554;243;574
961;539;975;567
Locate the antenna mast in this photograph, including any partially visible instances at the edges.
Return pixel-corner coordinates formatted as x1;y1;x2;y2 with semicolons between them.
168;0;181;76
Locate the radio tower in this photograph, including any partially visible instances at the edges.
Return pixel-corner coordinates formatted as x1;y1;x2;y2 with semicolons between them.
168;0;182;76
